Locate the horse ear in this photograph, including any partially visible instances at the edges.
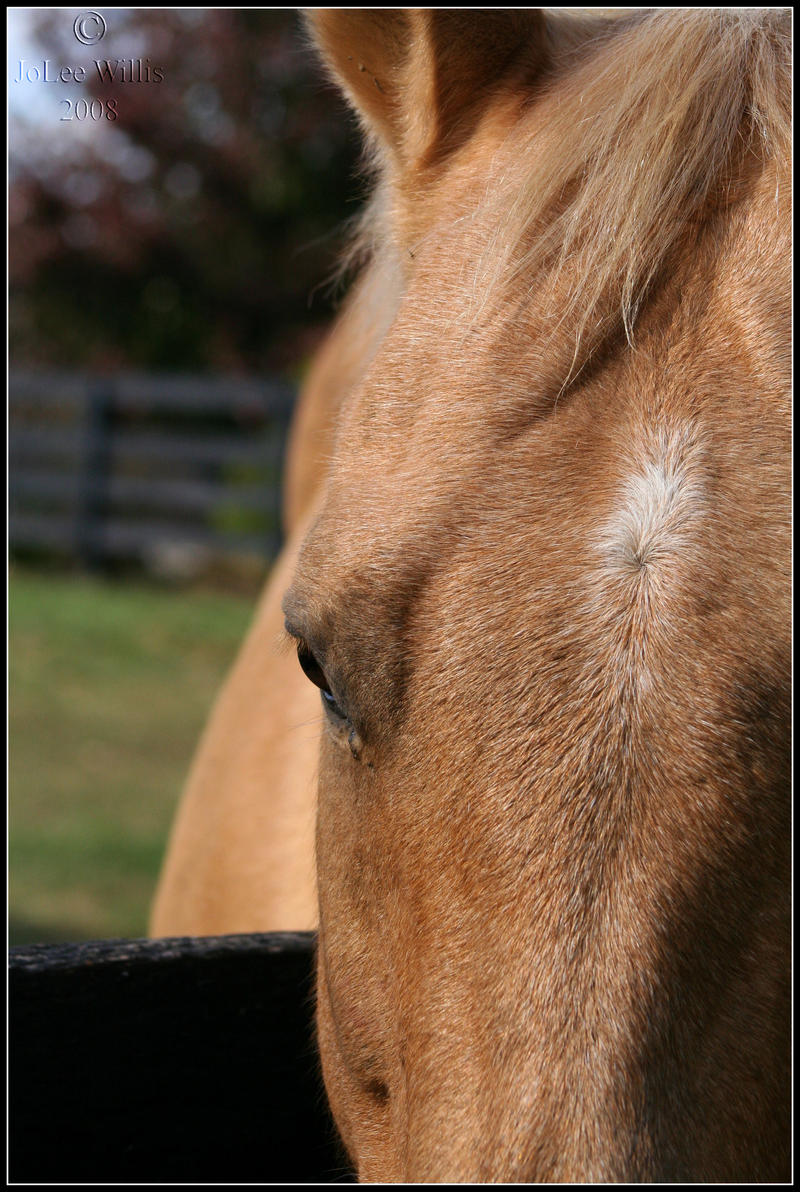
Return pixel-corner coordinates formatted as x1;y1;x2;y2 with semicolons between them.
305;10;409;150
306;9;547;168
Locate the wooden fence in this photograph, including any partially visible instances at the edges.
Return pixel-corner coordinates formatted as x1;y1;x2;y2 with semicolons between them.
9;371;296;573
10;932;353;1183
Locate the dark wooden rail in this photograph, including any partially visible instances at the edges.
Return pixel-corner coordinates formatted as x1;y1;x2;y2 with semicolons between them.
9;371;295;571
9;933;354;1184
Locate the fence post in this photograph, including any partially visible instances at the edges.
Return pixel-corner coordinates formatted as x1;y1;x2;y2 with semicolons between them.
76;378;115;570
265;379;293;558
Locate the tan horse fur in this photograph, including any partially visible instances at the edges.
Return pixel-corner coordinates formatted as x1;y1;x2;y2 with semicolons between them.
149;267;393;934
153;9;790;1182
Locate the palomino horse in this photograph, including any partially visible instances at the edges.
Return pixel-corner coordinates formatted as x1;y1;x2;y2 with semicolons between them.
152;9;791;1182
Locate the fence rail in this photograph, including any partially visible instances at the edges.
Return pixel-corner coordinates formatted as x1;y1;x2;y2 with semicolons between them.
10;932;352;1183
9;370;296;573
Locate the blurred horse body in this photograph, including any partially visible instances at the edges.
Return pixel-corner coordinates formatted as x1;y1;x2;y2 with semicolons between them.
152;8;790;1182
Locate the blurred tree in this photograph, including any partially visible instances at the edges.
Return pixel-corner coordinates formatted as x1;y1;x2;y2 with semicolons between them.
9;10;363;373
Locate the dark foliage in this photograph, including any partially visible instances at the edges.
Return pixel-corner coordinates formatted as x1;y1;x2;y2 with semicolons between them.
9;10;362;373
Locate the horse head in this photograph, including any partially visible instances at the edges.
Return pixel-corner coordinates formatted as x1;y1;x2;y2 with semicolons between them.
283;9;790;1181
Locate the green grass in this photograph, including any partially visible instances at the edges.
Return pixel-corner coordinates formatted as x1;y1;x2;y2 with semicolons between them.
9;567;256;944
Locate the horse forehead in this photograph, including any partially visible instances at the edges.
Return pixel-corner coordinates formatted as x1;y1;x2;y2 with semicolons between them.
305;106;791;630
303;321;784;653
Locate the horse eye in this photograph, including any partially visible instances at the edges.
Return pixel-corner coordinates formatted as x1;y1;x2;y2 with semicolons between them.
296;641;346;719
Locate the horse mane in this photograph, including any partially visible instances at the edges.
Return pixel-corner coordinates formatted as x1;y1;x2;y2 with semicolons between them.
494;7;792;351
341;8;791;377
